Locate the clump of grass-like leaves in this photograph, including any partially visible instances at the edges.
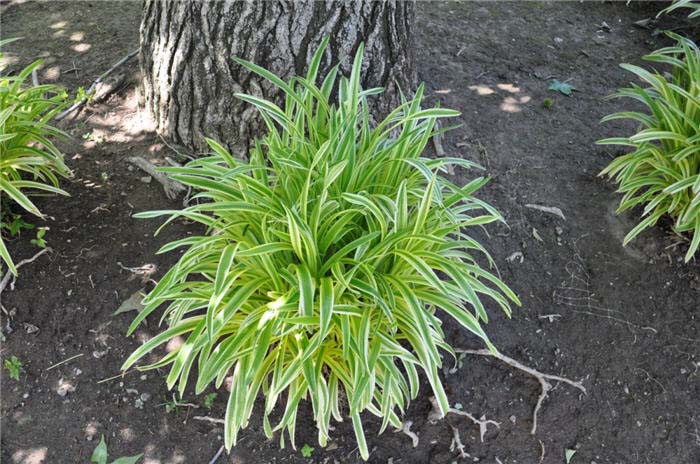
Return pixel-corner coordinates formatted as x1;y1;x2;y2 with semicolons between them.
122;39;519;459
659;0;700;19
598;33;700;261
0;38;70;274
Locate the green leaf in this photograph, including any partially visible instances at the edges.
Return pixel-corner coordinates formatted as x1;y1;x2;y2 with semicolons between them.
114;289;146;315
91;436;108;464
300;443;314;458
548;79;576;96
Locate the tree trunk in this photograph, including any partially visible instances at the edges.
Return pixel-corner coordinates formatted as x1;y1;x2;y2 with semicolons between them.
140;0;416;155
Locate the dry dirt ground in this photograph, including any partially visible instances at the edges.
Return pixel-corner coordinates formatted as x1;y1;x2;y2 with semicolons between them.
1;1;699;464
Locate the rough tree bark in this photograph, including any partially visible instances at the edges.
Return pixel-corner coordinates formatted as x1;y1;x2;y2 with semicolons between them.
140;0;416;155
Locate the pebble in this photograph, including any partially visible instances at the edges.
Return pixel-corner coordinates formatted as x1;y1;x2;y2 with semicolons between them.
140;393;150;402
140;176;152;183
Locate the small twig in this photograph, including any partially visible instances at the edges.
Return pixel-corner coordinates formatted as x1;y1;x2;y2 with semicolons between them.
96;369;136;384
538;439;546;463
46;353;84;371
0;248;51;294
208;446;225;464
56;48;138;121
193;415;226;425
31;68;39;87
449;425;470;458
127;156;187;200
455;348;586;434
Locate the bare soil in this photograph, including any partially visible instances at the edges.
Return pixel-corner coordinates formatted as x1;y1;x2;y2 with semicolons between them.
1;2;698;464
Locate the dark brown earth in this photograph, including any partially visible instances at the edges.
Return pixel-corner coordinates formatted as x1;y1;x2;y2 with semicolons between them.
1;1;699;464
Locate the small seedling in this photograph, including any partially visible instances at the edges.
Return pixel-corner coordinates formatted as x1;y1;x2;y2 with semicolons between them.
160;394;196;414
0;214;35;236
300;444;314;458
30;227;48;248
542;97;553;109
101;172;110;182
91;435;143;464
203;392;217;409
4;356;22;380
163;398;179;413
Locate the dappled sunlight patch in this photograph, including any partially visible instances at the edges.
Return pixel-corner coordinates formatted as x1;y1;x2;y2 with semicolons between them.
119;427;136;442
497;83;520;93
71;43;92;53
165;336;185;353
69;31;85;42
41;65;60;81
167;450;187;464
50;20;68;29
84;421;100;441
500;95;531;113
468;83;531;113
0;54;20;68
136;330;152;344
468;84;495;95
11;447;48;464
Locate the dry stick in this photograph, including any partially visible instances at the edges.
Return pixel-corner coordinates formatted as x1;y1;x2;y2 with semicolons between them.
127;156;188;200
0;248;51;295
455;348;586;435
46;353;84;371
208;446;225;464
55;49;138;121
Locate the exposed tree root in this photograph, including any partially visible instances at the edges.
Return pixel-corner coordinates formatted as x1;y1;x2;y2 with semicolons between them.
449;425;470;458
126;156;187;200
193;415;225;425
396;420;419;448
56;49;138;121
455;348;586;434
0;248;52;295
428;396;500;442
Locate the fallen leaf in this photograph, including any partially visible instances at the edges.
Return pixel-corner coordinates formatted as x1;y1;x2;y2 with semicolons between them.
525;203;566;221
114;289;146;315
565;448;577;463
548;79;576;96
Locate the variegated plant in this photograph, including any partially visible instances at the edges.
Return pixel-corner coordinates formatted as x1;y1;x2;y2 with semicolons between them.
598;33;700;261
0;38;70;274
123;38;519;459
